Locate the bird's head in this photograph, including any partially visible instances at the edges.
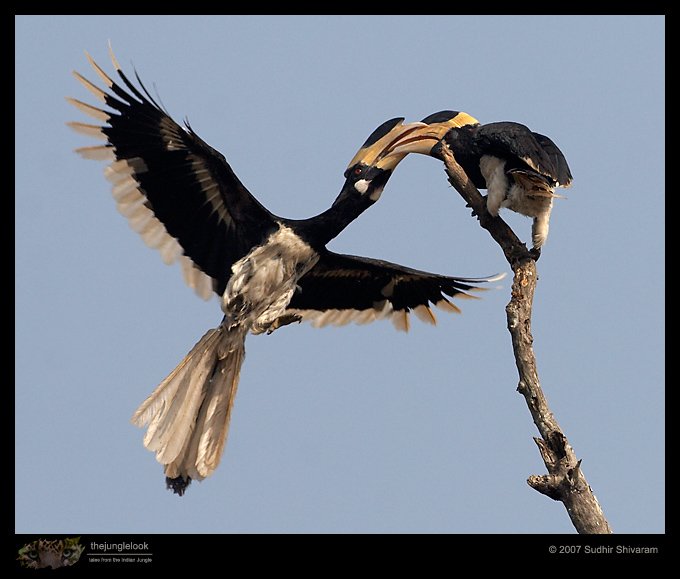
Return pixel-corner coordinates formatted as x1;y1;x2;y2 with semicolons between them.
333;117;430;207
381;110;480;160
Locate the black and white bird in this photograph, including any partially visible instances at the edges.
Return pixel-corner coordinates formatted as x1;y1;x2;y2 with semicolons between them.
387;111;572;250
67;49;499;495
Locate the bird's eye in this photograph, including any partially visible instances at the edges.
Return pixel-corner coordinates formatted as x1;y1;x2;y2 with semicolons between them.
345;165;364;179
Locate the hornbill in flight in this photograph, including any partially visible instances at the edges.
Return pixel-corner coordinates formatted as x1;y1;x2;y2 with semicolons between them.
386;111;572;250
67;49;498;495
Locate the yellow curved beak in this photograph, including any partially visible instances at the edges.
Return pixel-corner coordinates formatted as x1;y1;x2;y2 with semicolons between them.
382;111;480;160
347;118;430;172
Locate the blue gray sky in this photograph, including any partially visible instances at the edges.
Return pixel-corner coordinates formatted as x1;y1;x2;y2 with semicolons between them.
16;15;664;533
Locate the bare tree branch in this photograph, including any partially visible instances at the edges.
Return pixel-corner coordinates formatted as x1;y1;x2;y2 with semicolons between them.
438;144;612;534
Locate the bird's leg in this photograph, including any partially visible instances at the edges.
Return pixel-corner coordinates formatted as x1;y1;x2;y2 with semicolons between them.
266;313;303;334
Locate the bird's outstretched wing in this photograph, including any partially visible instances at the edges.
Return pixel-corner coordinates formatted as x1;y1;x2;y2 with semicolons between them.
67;46;277;299
287;251;500;332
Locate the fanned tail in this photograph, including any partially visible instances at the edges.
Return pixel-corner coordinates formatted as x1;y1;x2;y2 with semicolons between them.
131;323;246;495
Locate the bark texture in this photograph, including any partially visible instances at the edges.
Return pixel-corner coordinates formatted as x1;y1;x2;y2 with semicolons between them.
439;144;612;534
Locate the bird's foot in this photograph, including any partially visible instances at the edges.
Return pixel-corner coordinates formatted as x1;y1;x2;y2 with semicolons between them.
529;247;541;261
266;313;302;334
466;194;490;218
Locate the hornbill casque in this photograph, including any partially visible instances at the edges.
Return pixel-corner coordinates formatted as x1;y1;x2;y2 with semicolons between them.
386;110;572;251
67;48;500;495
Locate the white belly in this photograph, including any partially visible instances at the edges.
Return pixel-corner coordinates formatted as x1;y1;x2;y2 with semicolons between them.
479;156;508;217
222;225;319;334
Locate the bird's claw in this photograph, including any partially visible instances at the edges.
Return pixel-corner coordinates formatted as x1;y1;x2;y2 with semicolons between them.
266;313;302;334
529;247;541;261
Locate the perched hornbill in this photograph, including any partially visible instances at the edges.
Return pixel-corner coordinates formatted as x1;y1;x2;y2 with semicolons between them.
386;111;572;250
67;49;499;495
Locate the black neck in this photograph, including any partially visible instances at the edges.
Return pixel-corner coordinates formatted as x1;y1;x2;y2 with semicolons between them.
289;189;374;249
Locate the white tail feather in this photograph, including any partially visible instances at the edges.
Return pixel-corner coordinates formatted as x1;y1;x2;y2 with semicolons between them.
131;324;246;484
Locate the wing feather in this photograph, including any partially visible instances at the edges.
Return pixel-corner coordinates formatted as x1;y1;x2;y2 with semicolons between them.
68;48;277;298
287;251;499;332
476;122;571;186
